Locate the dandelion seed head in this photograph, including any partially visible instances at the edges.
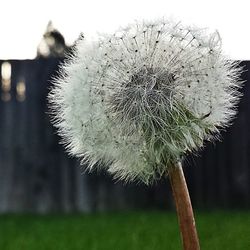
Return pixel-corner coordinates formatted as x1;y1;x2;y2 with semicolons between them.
48;19;243;184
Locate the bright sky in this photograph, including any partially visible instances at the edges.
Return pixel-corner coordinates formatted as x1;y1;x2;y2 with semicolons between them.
1;0;250;60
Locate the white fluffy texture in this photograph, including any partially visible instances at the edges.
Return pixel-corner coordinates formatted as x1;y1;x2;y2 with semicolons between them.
49;20;242;184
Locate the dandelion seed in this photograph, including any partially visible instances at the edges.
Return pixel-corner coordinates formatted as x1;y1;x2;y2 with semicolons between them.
48;19;243;184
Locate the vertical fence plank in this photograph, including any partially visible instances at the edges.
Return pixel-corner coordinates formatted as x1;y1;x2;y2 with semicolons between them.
0;61;15;212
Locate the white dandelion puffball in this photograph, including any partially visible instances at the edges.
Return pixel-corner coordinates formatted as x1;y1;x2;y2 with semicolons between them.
49;19;242;184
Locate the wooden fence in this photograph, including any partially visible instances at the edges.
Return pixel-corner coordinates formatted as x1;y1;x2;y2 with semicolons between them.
0;59;249;213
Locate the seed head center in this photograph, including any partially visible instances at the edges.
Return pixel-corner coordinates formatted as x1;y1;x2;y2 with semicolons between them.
128;68;175;91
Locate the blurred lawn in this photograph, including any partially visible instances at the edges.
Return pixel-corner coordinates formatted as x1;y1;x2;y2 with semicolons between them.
0;211;249;250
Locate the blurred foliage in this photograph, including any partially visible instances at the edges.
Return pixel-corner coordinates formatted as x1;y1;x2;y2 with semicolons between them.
0;211;249;250
37;21;72;58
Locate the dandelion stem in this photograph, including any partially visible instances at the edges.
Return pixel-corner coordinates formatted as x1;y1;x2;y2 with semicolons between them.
169;162;200;250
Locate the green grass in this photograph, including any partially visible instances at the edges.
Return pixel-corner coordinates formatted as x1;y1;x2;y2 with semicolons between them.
0;211;249;250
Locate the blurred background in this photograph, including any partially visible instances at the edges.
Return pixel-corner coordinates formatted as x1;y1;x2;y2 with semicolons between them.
0;1;250;249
